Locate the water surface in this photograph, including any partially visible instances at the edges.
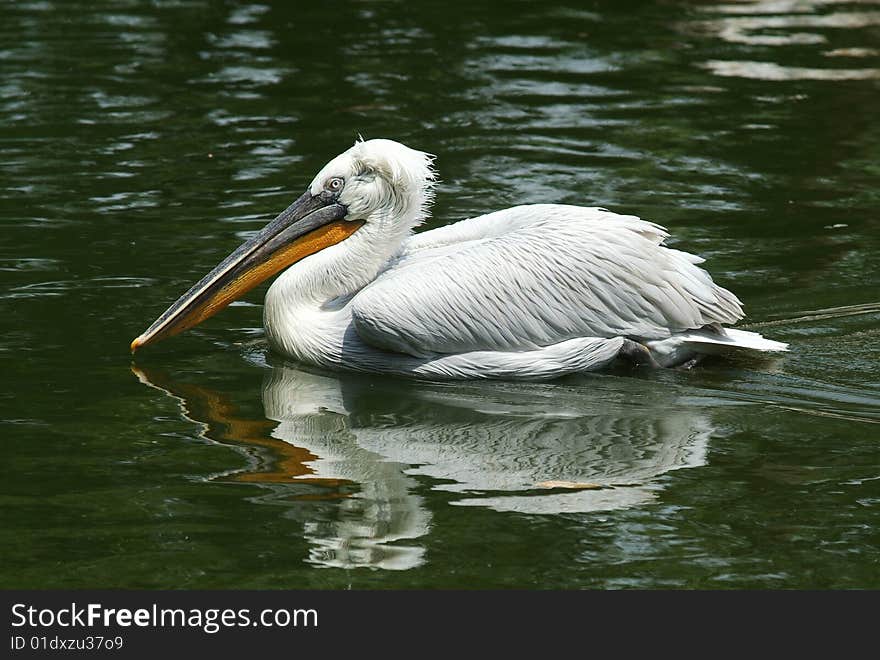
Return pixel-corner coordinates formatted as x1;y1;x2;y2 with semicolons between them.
2;0;879;588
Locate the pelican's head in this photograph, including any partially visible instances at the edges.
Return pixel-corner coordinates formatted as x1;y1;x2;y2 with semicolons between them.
312;138;436;231
130;138;435;352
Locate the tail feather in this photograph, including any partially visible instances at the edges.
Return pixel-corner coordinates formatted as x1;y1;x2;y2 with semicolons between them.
646;328;788;367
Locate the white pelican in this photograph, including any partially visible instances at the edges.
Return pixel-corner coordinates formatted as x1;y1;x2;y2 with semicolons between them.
131;138;787;379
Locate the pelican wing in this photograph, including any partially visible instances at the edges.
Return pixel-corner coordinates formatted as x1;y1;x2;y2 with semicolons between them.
350;205;743;357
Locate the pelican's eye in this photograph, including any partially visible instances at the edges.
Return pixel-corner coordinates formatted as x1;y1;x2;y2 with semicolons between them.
325;176;344;193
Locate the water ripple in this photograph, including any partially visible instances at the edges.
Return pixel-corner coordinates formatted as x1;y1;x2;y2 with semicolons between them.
688;0;880;81
704;60;880;80
5;276;157;299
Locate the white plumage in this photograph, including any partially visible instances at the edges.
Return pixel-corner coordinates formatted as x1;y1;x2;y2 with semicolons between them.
352;206;741;355
260;138;787;379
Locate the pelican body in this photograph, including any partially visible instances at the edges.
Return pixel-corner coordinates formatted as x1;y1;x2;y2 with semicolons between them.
131;139;787;379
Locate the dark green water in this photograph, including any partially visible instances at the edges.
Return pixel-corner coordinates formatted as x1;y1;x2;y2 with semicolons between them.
3;0;879;588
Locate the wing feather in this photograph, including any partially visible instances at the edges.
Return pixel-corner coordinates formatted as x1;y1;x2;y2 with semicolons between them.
352;205;743;357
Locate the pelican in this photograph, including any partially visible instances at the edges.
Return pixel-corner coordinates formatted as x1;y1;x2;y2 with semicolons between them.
131;138;787;379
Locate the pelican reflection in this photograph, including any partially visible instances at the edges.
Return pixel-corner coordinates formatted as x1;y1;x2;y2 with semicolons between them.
134;361;717;570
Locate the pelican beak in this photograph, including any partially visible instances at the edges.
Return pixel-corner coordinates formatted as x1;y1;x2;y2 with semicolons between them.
131;189;361;352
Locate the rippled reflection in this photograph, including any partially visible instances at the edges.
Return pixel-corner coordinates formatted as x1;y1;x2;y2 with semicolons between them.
135;362;717;570
704;60;880;80
688;0;880;80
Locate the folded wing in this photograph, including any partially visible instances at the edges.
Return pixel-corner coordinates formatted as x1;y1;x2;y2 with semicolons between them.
351;204;743;357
